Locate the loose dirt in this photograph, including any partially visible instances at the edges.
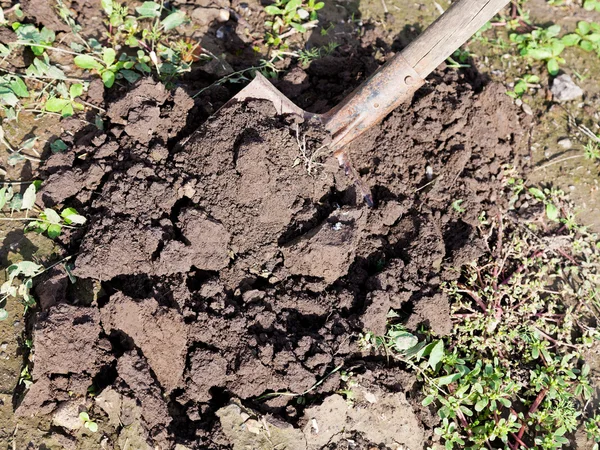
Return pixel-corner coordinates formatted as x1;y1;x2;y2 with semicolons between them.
8;58;530;449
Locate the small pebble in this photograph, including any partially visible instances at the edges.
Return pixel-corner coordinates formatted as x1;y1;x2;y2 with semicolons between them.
521;103;533;115
569;185;575;191
557;138;572;149
425;165;433;180
551;74;584;102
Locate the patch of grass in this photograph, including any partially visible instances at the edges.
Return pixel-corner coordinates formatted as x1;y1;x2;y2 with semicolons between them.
0;0;191;121
264;0;324;48
360;180;600;449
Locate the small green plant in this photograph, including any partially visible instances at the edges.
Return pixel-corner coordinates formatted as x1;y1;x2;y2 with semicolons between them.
337;370;358;402
561;21;600;55
79;411;98;433
446;49;471;69
0;183;86;239
19;365;33;388
506;74;540;99
585;415;600;450
0;261;43;319
510;24;565;75
264;0;324;48
584;140;600;161
0;0;191;121
44;83;85;117
296;42;340;65
451;199;466;213
584;0;600;12
525;186;561;221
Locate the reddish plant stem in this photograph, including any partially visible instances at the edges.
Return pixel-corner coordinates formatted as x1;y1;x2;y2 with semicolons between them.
456;285;488;313
512;388;548;448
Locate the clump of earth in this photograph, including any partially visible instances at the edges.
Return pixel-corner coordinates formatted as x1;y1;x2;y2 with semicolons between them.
15;65;528;449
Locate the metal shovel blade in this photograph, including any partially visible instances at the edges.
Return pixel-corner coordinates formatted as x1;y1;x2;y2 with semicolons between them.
227;72;317;121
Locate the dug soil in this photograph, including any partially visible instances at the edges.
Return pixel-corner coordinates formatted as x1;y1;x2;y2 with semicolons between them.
8;58;531;449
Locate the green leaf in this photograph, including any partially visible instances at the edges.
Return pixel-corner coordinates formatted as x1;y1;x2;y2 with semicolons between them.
74;55;103;70
580;40;594;52
86;421;98;433
578;21;592;35
546;24;561;38
61;207;86;225
546;202;560;221
551;40;565;56
8;261;43;277
586;33;600;43
43;208;62;224
9;77;29;97
434;373;462;386
101;0;113;15
421;395;435;406
313;2;325;9
393;332;418;352
69;83;84;99
0;90;19;107
0;309;7;320
21;184;36;210
79;412;90;422
102;70;116;88
528;187;546;200
61;102;74;117
50;139;68;153
561;33;581;46
526;48;553;60
291;23;307;33
285;0;302;12
136;1;161;17
25;220;48;233
547;58;560;75
0;186;7;209
120;69;141;84
47;223;62;239
103;47;116;66
428;340;444;369
9;193;22;210
264;5;284;15
39;27;55;44
7;153;25;166
162;11;186;31
475;398;488;412
44;97;70;112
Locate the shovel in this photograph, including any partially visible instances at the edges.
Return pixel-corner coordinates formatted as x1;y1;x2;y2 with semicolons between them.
228;0;510;204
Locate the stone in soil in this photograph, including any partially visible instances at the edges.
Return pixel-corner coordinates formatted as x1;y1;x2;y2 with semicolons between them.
551;74;584;102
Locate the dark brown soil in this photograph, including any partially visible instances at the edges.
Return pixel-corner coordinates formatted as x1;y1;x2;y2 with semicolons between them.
14;57;530;448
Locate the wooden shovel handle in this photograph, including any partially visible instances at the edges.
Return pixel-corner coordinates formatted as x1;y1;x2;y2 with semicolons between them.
324;0;510;152
402;0;510;77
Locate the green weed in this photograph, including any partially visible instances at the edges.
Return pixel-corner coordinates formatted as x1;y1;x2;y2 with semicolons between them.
79;411;98;433
296;42;340;65
584;141;600;161
510;24;565;75
264;0;324;48
0;0;190;121
506;74;540;99
360;182;600;449
562;21;600;56
584;0;600;12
